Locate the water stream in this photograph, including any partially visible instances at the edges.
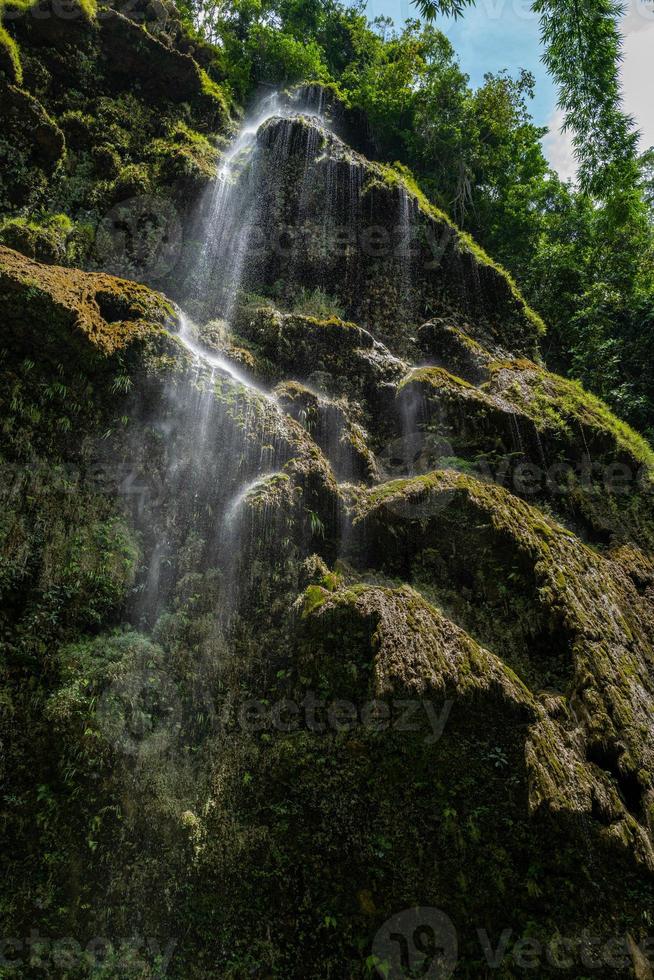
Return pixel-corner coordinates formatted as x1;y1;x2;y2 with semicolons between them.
131;91;342;624
131;87;419;626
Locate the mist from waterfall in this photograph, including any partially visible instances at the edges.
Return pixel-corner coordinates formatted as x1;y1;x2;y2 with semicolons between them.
127;85;419;630
129;89;341;627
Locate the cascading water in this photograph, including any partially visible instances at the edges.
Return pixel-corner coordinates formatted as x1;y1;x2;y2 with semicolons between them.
177;310;266;394
129;86;418;627
189;89;335;322
129;91;342;627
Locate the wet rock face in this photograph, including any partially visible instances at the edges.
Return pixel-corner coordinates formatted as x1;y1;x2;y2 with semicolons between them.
215;114;543;358
4;236;654;978
283;81;379;159
1;57;654;980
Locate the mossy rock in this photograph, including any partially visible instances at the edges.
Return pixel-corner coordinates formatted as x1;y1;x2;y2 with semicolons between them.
0;79;64;206
151;123;219;194
11;0;96;47
234;306;405;428
90;141;121;178
390;333;654;546
299;579;534;708
217;114;544;358
0;243;177;360
110;161;153;201
99;9;228;130
416;316;494;382
276;379;379;483
486;357;654;472
0;22;21;83
348;469;654;866
0;214;71;264
58;108;96;150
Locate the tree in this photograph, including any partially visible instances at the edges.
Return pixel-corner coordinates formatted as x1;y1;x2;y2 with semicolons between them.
411;0;641;199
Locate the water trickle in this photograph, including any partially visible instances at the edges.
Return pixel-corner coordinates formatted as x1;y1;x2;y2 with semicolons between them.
223;471;286;527
177;311;270;398
396;187;414;308
189;90;335;320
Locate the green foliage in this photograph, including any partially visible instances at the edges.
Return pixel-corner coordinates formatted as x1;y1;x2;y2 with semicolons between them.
412;0;640;199
0;212;76;265
524;161;654;437
247;23;329;85
412;0;475;15
291;286;345;319
534;0;639;197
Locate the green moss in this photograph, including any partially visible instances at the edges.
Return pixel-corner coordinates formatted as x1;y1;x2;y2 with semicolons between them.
239;472;292;512
198;68;229;121
0;212;74;264
0;23;21;83
351;467;654;845
111;162;152;200
398;365;474;392
488;359;654;471
363;158;547;339
0;244;178;358
151;122;218;188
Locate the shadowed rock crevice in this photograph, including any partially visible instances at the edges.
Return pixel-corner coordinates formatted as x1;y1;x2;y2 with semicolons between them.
587;741;646;823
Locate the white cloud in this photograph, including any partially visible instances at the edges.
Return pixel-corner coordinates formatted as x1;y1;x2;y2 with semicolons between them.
621;5;654;152
543;2;654;177
543;109;577;181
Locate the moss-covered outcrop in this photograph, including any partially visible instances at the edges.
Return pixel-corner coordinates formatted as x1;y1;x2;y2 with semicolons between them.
275;380;379;483
234;306;404;415
0;0;231;295
389;321;654;547
347;470;654;863
0;243;177;360
209;114;544;358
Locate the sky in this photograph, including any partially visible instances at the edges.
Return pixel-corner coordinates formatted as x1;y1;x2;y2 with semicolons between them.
364;0;654;180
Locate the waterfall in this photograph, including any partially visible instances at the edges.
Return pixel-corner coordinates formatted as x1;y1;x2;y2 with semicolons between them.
128;92;342;626
188;89;334;322
128;88;418;626
177;311;267;395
